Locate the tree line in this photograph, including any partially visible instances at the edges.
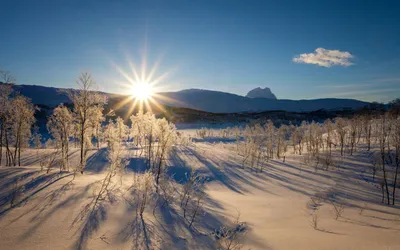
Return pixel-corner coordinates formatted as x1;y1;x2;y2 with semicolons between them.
196;103;400;205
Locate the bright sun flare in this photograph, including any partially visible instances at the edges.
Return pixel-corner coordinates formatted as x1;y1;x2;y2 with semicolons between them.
112;51;175;118
132;82;153;100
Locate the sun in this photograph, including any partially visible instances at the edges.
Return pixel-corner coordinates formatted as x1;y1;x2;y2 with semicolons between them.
132;81;153;100
111;49;180;118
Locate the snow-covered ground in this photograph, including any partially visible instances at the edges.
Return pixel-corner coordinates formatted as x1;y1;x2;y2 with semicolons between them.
0;130;399;250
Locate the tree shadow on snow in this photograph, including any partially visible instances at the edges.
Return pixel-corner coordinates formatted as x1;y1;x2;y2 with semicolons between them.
0;169;73;216
125;157;150;173
84;148;109;174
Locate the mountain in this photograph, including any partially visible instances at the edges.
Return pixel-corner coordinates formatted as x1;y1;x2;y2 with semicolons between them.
6;84;369;113
154;89;369;113
246;87;277;99
12;84;71;107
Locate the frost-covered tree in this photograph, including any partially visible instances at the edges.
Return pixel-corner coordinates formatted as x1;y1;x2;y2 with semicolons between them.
389;99;400;204
334;117;348;156
324;119;334;155
47;104;73;171
377;114;390;204
64;73;107;174
31;126;43;149
348;116;361;155
277;124;288;160
361;114;373;151
264;120;275;160
130;110;146;156
295;124;305;155
0;83;14;165
129;111;176;191
89;105;105;149
93;118;128;205
153;118;176;192
132;171;154;216
9;95;36;166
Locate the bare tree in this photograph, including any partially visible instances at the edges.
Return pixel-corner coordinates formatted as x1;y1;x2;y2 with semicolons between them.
331;202;345;220
0;70;16;85
187;191;204;228
132;171;154;217
64;73;107;174
311;212;318;230
180;168;204;219
214;211;247;250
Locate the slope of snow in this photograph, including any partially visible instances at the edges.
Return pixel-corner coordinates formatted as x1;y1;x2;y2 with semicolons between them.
0;134;399;250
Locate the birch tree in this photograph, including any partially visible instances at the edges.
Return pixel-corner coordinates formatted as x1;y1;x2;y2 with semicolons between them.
0;83;13;165
47;104;73;171
334;118;348;156
10;95;36;166
64;73;107;174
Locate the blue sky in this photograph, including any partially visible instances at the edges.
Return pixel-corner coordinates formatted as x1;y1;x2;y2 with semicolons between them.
1;0;400;102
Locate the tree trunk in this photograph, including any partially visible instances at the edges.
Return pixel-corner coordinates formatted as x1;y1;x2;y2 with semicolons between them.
18;139;21;166
13;127;20;166
155;150;164;194
97;126;100;149
392;148;399;205
61;139;65;172
340;139;344;156
367;126;371;151
80;122;85;174
66;139;69;172
381;152;391;205
5;129;11;166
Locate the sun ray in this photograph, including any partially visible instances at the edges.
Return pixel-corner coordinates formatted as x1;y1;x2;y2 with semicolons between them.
145;53;165;83
113;95;134;112
125;97;139;120
144;98;152;113
147;96;168;113
151;92;188;107
111;43;178;117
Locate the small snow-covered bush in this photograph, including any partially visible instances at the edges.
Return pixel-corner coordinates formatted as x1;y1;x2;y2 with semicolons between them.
214;212;247;250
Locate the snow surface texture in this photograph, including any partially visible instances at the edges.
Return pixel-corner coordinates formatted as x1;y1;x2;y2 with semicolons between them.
0;130;399;250
246;87;277;99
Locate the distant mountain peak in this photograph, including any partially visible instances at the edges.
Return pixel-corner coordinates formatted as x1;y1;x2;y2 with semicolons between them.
11;84;369;113
246;87;277;99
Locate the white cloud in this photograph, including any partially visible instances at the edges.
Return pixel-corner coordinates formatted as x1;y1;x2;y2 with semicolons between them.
293;48;354;67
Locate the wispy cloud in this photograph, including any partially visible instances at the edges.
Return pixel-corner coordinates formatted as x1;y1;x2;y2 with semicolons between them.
293;48;354;67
